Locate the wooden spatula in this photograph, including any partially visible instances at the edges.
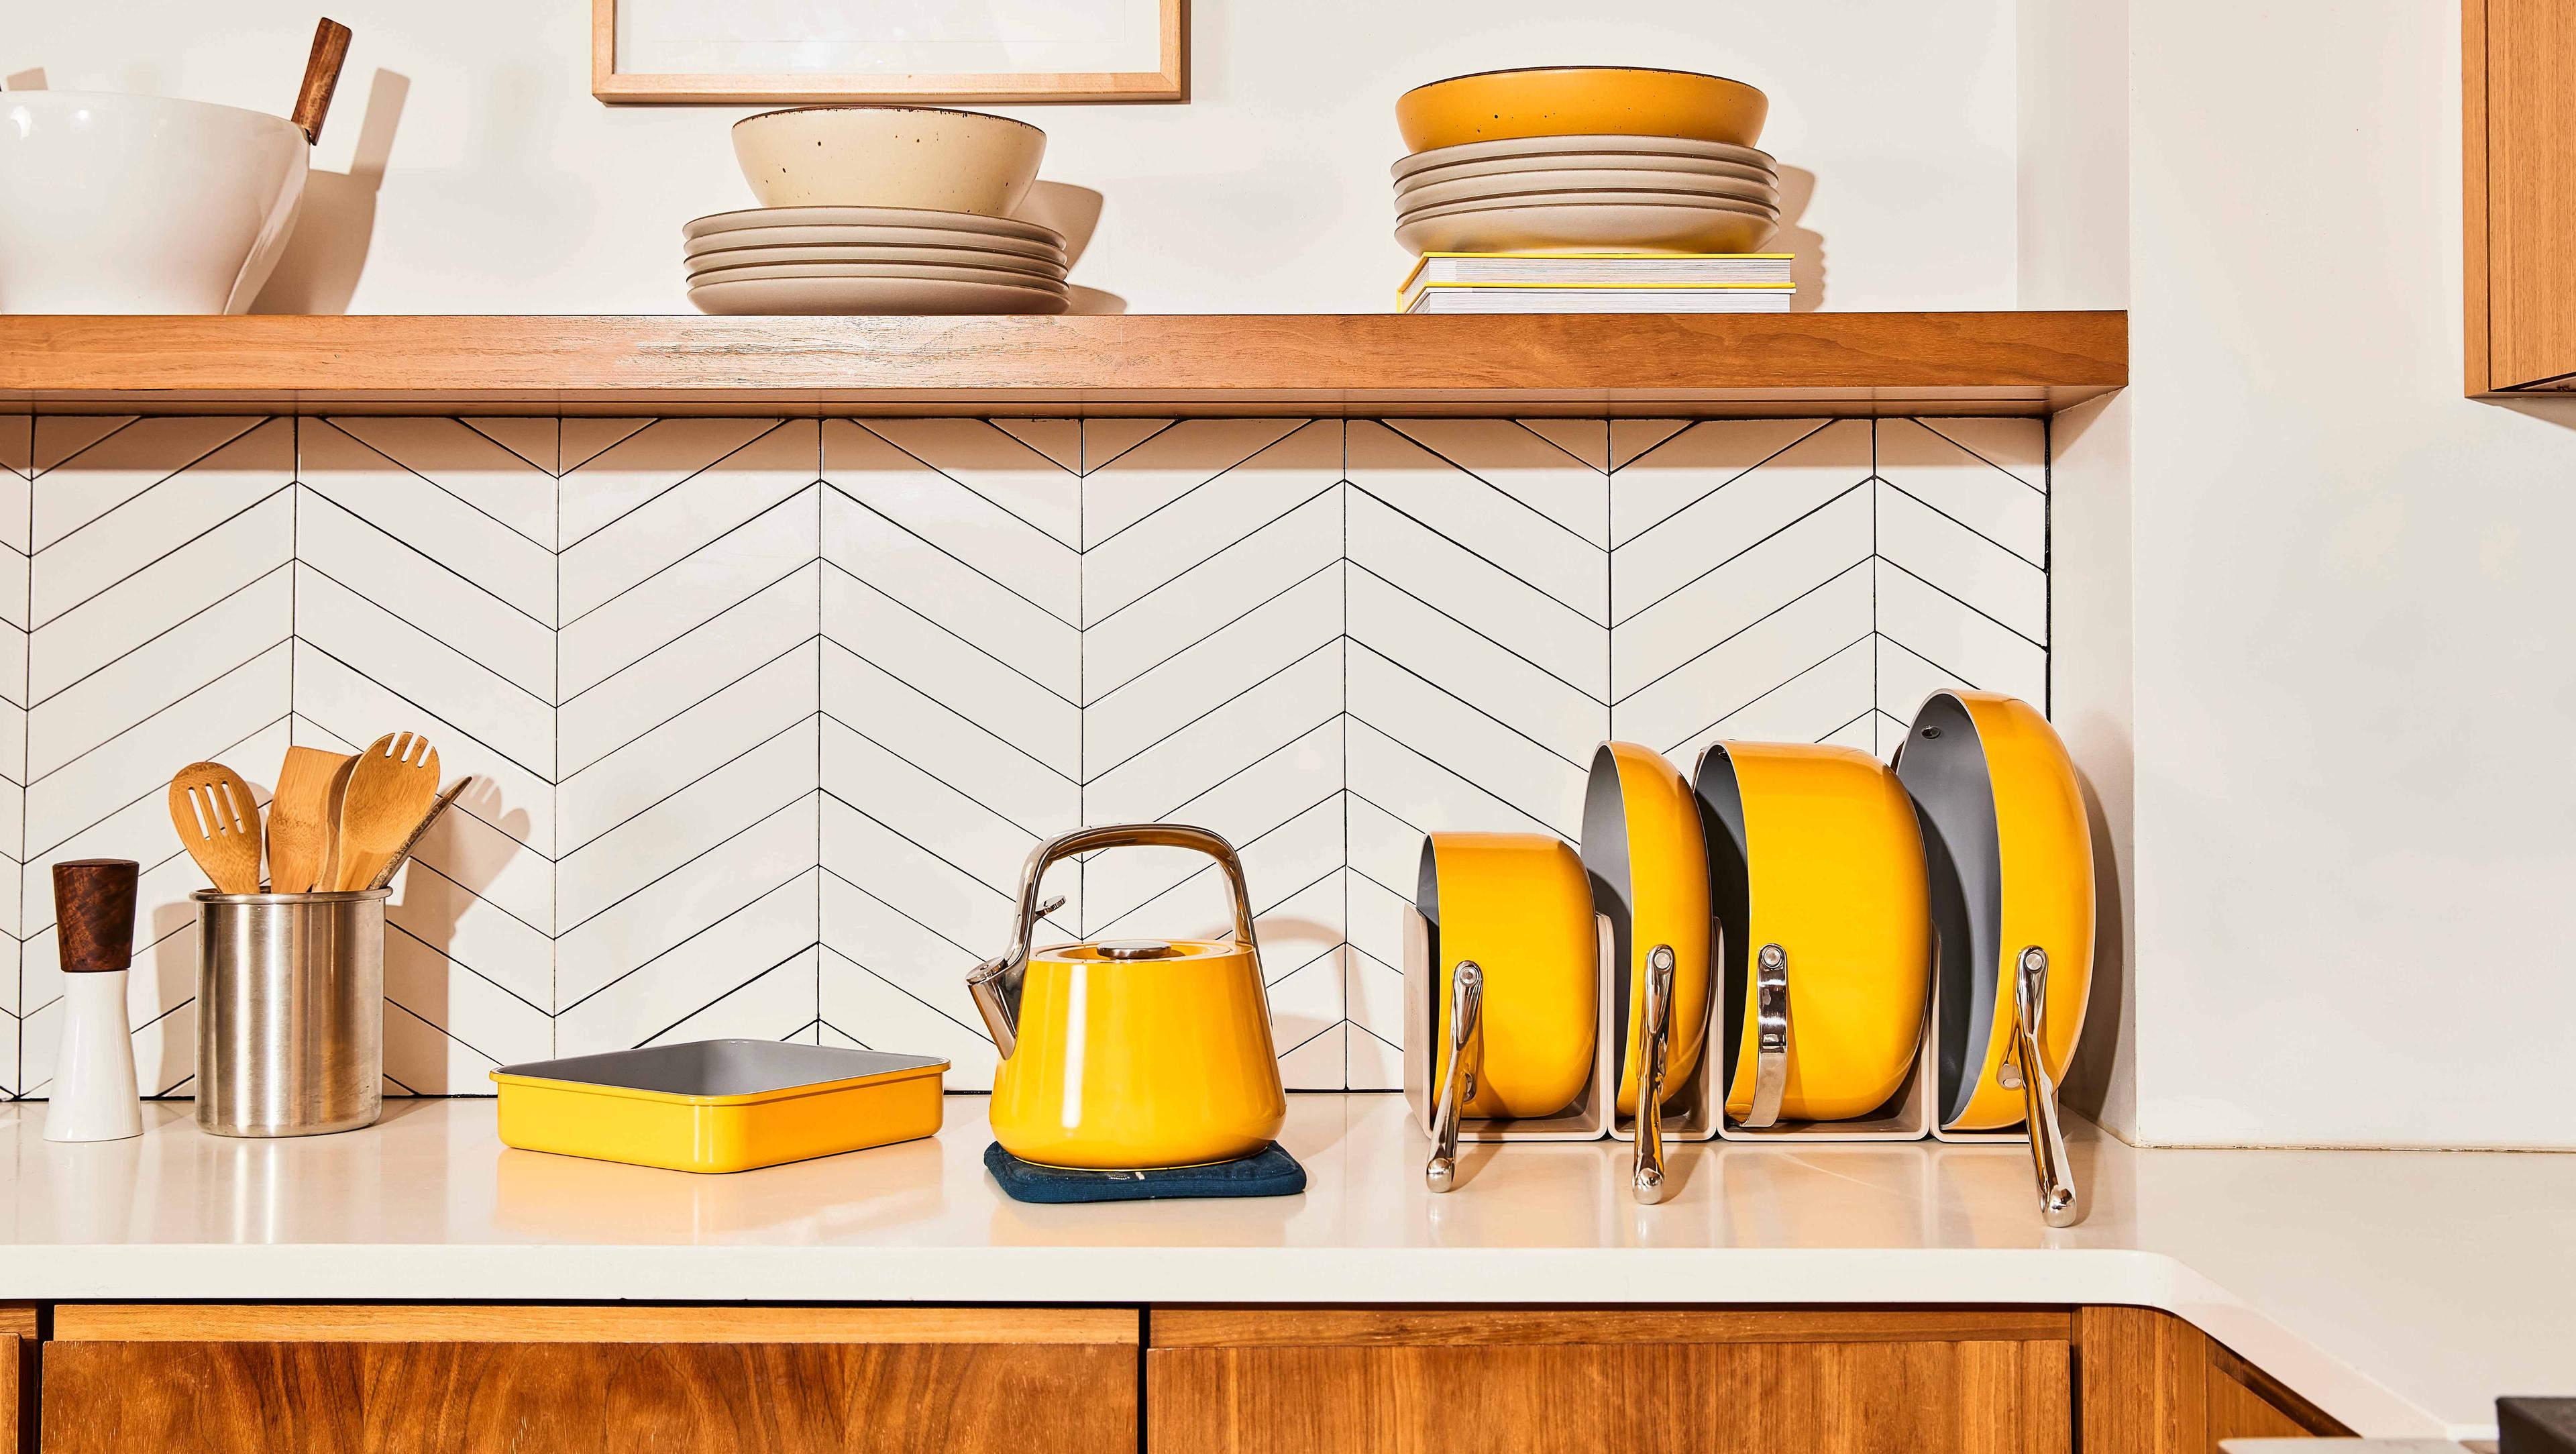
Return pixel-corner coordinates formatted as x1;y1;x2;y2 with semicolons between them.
333;732;439;892
266;745;354;894
315;754;359;892
168;762;264;894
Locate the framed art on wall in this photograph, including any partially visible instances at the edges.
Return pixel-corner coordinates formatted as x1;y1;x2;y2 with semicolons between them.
593;0;1185;103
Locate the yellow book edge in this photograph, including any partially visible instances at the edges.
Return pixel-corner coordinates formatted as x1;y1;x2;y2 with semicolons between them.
1397;250;1794;293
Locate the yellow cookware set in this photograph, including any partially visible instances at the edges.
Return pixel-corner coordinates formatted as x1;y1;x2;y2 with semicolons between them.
1408;689;2093;1225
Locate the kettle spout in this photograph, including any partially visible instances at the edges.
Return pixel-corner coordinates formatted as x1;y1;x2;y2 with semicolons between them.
966;955;1021;1059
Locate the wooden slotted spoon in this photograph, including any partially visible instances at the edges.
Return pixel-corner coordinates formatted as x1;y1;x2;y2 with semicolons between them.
332;733;439;892
266;745;354;894
168;762;264;894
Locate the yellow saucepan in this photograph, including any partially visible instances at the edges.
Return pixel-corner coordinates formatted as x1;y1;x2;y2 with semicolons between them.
1418;833;1600;1118
1415;833;1601;1192
1693;741;1929;1127
1896;690;2094;1226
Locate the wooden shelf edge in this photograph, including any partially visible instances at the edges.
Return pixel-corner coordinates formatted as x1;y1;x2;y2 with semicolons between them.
0;310;2125;419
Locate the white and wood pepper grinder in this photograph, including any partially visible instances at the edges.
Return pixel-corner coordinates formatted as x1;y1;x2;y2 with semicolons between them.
46;858;142;1143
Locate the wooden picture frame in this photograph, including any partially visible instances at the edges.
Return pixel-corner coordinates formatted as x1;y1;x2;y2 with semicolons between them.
592;0;1186;104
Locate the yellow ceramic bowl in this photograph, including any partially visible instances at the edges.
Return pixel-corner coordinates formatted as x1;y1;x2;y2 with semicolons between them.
1395;66;1769;154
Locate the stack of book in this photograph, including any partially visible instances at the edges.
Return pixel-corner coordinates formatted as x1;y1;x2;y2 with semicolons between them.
1397;252;1794;314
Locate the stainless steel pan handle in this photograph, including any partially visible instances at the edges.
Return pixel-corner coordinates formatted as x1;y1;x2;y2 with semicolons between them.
1633;943;1674;1205
1425;960;1484;1194
2011;945;2079;1227
1741;941;1791;1129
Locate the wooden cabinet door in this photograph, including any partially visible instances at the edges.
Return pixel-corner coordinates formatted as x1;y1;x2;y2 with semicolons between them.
1147;1308;2072;1454
2468;0;2576;390
3;1305;34;1454
42;1305;1138;1454
2073;1307;2347;1454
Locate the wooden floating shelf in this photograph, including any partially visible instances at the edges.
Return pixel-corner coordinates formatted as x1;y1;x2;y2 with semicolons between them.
0;311;2125;419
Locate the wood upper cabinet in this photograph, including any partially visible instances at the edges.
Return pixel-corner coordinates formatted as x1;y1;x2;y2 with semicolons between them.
40;1305;1138;1454
1146;1308;2076;1454
2466;0;2576;391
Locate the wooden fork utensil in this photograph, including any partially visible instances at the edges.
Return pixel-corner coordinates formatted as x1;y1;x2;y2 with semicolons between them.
332;732;440;892
168;762;264;894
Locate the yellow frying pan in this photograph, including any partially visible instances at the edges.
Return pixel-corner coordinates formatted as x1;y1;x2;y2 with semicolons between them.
1896;690;2093;1226
1580;742;1711;1204
1693;741;1929;1127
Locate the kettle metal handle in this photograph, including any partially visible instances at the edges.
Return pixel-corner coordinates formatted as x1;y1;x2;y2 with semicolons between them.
966;823;1260;1059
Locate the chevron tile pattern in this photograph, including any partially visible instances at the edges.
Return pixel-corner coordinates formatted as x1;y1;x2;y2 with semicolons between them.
0;413;2047;1096
820;418;1083;1090
21;416;294;1096
297;417;558;1090
1346;419;1610;1088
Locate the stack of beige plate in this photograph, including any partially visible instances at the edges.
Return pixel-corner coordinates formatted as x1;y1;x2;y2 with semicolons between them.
684;205;1069;316
1389;67;1780;256
687;104;1071;315
1393;134;1782;256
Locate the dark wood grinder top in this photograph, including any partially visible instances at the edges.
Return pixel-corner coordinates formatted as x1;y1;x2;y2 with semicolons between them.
52;858;139;974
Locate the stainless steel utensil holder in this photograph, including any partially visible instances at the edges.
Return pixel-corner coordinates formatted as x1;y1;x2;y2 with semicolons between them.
193;888;388;1137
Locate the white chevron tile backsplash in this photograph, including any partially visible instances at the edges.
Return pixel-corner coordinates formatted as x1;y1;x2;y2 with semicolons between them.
0;413;2047;1096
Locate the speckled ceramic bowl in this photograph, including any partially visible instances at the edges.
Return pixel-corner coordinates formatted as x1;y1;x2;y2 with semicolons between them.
731;105;1046;216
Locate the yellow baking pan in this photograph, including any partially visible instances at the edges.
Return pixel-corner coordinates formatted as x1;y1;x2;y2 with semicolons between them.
492;1039;948;1173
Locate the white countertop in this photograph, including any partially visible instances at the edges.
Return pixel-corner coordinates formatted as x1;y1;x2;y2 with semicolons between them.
1;1094;2565;1442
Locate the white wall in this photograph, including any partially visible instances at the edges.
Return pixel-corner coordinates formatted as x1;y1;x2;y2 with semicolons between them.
2015;0;2136;1139
6;0;2021;314
2098;0;2576;1147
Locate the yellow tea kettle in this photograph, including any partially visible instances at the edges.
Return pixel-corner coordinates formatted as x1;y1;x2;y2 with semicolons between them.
966;823;1287;1171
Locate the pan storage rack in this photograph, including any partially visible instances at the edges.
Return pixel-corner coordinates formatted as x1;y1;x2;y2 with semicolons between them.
0;311;2123;417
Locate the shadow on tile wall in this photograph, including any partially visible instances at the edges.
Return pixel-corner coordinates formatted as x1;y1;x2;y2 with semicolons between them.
0;413;2046;1099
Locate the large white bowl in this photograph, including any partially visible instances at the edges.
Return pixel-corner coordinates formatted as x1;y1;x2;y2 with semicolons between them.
1395;197;1780;255
0;91;307;314
1393;132;1776;181
733;106;1046;216
1397;167;1778;211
